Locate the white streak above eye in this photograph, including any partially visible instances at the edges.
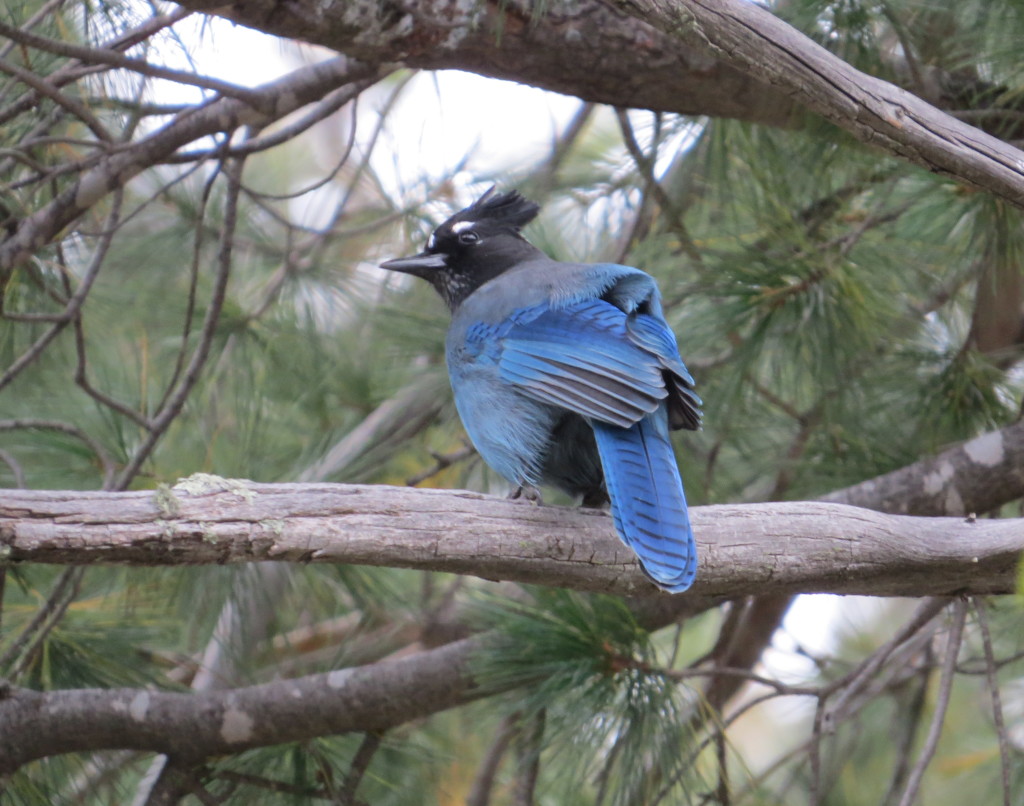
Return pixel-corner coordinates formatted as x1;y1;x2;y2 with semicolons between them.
452;221;475;233
427;232;437;250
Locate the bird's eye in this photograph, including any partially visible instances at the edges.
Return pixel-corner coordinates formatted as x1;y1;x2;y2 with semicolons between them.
458;230;479;245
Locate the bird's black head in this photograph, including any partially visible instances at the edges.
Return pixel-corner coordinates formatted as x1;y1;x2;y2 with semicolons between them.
380;187;543;310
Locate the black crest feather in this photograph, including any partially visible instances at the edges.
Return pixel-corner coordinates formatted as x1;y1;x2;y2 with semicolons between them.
454;187;540;231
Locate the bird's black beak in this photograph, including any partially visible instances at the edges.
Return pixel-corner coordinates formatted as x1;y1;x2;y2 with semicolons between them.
379;252;447;277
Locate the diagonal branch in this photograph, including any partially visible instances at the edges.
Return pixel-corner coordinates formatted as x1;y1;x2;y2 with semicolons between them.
822;419;1024;515
615;0;1024;208
172;0;1024;209
0;56;383;278
894;599;968;806
172;0;796;129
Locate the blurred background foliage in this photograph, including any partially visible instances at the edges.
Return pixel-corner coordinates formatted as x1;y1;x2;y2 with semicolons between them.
2;0;1024;802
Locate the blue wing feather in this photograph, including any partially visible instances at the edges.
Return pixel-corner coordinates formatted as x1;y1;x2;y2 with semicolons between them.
476;299;685;429
592;412;697;592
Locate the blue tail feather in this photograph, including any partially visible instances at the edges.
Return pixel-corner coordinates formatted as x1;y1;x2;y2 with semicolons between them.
591;410;697;593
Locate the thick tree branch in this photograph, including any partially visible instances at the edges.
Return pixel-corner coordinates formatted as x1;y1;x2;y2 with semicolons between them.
170;0;797;128
616;0;1024;208
0;635;491;775
822;419;1024;516
1;425;1022;779
1;478;1019;598
169;0;1024;209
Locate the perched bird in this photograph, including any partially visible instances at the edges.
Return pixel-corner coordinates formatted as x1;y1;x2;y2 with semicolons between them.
380;188;701;592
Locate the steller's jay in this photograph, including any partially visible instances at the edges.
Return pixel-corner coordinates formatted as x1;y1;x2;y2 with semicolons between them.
381;188;701;592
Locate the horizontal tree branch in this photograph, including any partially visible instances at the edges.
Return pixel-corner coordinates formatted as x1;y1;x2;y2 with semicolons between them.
0;635;493;775
1;477;1019;598
2;418;1022;775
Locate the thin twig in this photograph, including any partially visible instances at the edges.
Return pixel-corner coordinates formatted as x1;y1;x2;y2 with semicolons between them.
211;769;330;799
59;190;155;431
881;656;933;806
0;567;84;677
72;311;153;430
0;13;259;111
594;730;628;806
974;598;1012;806
715;725;730;805
150;153;224;417
656;662;819;697
0;54;112;142
0;419;115;488
301;70;415;272
895;598;968;806
169;80;374;164
243;98;360;203
532;101;595;191
142;760;208;806
0;0;68;61
406;442;477;486
114;146;245;489
808;694;828;806
653;689;793;805
336;732;384;806
0;448;26;487
614;108;702;263
0;321;70;394
512;710;545;806
467;715;518;806
824;597;949;701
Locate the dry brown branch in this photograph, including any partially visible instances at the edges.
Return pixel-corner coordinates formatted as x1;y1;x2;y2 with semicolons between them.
617;0;1024;208
1;480;1020;598
166;0;1024;210
173;0;794;128
0;635;491;775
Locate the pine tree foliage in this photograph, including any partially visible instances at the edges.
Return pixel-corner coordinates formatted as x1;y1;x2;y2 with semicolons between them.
1;0;1024;803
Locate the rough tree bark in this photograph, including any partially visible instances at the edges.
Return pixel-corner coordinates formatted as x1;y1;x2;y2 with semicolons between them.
0;637;488;775
170;0;799;127
168;0;1024;208
1;481;1020;598
617;0;1024;205
2;407;1022;777
5;417;1022;596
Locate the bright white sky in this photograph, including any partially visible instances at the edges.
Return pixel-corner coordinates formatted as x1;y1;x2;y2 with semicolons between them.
153;14;581;181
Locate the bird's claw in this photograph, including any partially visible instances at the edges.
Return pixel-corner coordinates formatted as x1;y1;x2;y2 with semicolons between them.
509;485;543;505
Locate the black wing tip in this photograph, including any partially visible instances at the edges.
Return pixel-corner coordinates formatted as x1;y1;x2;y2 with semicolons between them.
668;383;703;431
669;404;702;431
462;187;541;231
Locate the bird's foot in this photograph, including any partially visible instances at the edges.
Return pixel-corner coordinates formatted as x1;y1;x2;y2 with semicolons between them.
509;485;544;505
